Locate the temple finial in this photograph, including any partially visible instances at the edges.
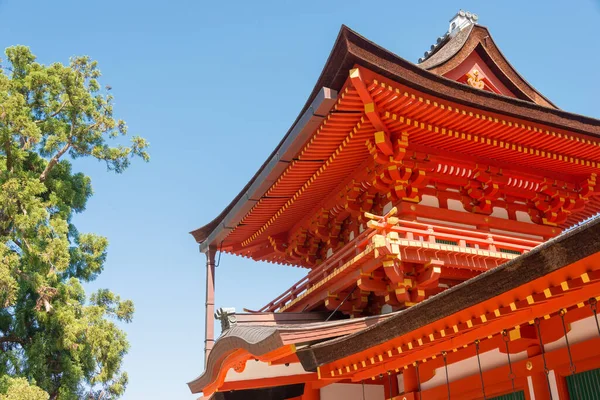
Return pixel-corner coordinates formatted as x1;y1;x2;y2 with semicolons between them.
449;10;479;37
419;10;479;63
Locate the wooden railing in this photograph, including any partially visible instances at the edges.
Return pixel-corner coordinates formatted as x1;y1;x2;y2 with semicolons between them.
258;210;542;313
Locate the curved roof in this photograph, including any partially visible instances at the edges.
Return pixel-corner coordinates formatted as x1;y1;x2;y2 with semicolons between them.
191;25;600;250
419;24;557;108
188;313;392;394
418;24;474;69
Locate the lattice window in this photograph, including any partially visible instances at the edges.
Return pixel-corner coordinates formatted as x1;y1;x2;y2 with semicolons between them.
489;391;525;400
499;248;521;255
435;238;458;246
566;367;600;399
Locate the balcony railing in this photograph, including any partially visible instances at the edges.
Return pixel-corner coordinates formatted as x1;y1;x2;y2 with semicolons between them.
257;209;542;312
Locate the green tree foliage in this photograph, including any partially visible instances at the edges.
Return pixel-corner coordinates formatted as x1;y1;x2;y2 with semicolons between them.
0;377;49;400
0;46;149;399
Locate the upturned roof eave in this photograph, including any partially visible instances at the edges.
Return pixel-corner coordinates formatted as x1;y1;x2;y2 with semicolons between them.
187;313;393;394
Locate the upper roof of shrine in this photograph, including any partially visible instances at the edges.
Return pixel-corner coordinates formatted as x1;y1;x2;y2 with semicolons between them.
191;18;600;260
417;10;556;108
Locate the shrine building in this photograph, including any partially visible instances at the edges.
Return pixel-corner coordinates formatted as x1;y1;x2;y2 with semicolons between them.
188;11;600;400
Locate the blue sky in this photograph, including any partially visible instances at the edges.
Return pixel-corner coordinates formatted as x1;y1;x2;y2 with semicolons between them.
1;0;599;398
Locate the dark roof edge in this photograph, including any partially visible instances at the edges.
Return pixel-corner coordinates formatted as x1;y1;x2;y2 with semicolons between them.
417;24;473;69
192;87;338;250
296;216;600;370
341;26;598;129
187;313;392;393
475;25;558;108
416;24;555;107
190;26;356;248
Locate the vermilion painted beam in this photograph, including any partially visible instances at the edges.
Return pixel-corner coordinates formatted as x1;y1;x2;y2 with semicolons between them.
218;373;319;392
324;273;600;381
419;337;600;399
349;68;393;156
395;203;559;238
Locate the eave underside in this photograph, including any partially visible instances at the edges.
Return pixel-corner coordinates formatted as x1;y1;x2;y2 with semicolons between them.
213;65;600;268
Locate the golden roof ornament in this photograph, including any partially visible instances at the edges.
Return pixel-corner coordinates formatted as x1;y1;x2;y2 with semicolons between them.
467;69;485;90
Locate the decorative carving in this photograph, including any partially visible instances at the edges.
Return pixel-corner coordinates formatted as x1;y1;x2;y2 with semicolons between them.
215;307;237;331
467;69;485;90
232;359;247;373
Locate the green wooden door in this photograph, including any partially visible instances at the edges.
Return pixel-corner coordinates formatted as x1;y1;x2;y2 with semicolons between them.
488;391;525;400
566;368;600;399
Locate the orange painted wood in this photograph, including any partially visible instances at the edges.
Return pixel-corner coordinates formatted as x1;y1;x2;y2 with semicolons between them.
221;64;599;268
320;252;600;380
419;337;600;399
301;383;320;400
219;373;319;392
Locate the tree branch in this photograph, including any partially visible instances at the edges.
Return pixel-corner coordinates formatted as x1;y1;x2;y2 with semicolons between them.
0;105;15;172
35;100;68;125
0;334;25;346
39;113;76;183
39;140;71;182
40;140;71;182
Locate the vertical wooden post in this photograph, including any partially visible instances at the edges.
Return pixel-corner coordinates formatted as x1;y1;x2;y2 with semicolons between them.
529;373;552;400
301;383;320;400
204;246;216;365
528;346;552;400
383;372;399;399
403;366;418;393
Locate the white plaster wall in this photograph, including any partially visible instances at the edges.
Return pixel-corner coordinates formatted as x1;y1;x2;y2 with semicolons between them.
516;210;533;224
549;370;560;399
420;195;439;208
396;374;403;393
421;349;528;390
417;217;476;230
223;361;310;382
490;207;509;219
321;383;384;400
527;375;535;399
381;304;393;315
489;228;543;241
544;315;598;353
447;199;466;213
383;202;393;214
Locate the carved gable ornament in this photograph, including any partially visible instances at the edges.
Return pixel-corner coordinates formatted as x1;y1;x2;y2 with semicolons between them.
466;69;485;90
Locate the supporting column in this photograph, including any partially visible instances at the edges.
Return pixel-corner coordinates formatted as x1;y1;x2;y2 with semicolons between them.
301;383;320;400
383;372;399;399
527;346;551;400
204;246;217;365
403;366;418;393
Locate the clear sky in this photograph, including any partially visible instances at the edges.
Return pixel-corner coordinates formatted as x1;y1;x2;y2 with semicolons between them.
1;0;599;398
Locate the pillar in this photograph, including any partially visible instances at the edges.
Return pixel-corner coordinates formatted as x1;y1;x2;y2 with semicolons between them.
403;366;418;393
527;346;551;400
204;247;216;365
383;372;399;399
529;373;552;400
301;383;320;400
